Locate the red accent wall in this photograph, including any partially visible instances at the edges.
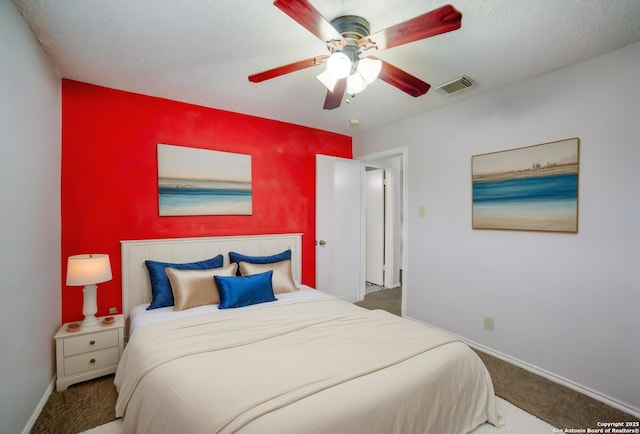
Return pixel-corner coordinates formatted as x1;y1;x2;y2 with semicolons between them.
61;80;351;323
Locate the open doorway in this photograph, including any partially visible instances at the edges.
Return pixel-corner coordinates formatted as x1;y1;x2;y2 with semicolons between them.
365;166;385;288
359;149;405;314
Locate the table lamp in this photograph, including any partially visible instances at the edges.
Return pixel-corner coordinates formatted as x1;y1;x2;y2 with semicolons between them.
66;254;112;327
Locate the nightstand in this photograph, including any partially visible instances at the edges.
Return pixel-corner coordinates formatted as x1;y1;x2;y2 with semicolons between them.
54;314;124;392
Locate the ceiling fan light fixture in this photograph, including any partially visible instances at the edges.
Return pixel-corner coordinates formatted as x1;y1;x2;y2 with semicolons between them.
357;58;382;84
316;69;338;91
251;3;463;110
346;72;368;95
326;51;352;79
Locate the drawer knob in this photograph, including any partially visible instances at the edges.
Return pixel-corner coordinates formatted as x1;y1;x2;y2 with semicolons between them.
90;358;96;364
89;340;96;345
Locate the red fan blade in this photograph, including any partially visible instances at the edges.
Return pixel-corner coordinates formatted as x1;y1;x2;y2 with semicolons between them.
364;4;462;51
372;57;431;97
274;0;344;43
249;55;328;83
323;78;346;110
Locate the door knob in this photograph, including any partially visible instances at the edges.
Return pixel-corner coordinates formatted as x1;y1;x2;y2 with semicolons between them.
318;240;327;246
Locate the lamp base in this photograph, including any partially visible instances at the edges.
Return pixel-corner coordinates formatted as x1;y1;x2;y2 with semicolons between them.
81;284;99;328
81;315;100;328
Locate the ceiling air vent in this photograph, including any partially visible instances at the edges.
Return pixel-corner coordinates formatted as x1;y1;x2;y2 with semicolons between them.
435;75;475;95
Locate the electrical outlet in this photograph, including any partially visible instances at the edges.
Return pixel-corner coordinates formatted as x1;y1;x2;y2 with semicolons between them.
483;316;494;332
109;307;117;314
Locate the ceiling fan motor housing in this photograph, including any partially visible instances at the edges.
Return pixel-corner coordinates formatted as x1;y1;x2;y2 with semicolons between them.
328;15;371;73
330;15;371;39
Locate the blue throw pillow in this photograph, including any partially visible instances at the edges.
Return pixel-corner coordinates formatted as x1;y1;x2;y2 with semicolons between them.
145;255;224;310
228;249;291;271
215;270;277;309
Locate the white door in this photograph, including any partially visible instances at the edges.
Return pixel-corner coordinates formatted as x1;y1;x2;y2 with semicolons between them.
316;155;362;302
365;168;384;285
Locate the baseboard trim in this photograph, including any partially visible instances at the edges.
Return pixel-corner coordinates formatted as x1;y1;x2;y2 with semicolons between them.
405;316;640;419
22;375;55;434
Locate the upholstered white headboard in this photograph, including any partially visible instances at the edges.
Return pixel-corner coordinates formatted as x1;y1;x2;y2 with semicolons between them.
120;233;302;322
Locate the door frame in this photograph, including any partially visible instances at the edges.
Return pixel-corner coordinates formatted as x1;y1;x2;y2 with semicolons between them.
357;147;408;315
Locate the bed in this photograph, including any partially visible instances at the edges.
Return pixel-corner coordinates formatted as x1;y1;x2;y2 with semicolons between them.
115;233;499;434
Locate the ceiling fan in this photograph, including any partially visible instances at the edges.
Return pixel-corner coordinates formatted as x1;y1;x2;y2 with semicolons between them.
248;0;462;110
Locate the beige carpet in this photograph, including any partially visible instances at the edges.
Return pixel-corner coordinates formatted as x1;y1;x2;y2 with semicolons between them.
355;284;401;316
31;375;117;434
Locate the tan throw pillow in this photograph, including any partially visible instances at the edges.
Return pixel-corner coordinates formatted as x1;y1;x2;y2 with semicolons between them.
166;263;238;311
238;260;298;294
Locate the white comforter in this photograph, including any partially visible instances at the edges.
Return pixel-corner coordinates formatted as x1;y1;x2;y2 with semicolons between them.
115;294;498;434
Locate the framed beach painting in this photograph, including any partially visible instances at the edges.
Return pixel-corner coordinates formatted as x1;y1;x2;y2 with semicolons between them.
471;138;579;233
157;144;252;216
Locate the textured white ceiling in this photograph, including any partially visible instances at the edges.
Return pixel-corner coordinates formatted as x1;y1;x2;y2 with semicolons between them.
13;0;640;135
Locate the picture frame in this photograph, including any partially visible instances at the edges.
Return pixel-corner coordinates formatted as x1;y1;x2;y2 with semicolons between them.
157;144;252;216
471;138;579;233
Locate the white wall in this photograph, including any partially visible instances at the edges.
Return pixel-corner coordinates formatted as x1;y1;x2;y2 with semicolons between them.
355;41;640;416
0;2;61;433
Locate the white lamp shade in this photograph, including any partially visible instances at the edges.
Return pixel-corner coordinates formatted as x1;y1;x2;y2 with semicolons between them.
357;58;382;84
316;69;339;91
66;254;112;286
346;72;368;95
326;51;352;79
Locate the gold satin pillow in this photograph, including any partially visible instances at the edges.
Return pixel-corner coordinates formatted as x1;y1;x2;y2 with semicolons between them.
166;263;238;311
238;260;298;294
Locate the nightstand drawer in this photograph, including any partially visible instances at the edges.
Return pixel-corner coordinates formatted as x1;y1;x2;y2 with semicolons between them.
64;329;118;356
64;347;119;376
